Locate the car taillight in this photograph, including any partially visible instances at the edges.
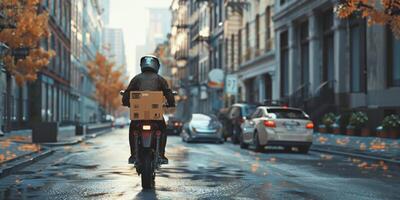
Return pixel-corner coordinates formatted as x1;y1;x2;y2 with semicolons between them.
239;117;245;124
142;125;151;130
306;122;314;129
174;122;179;127
264;120;276;128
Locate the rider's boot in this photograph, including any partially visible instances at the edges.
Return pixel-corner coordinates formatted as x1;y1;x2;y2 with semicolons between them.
129;126;136;164
160;152;168;164
128;155;136;164
159;132;168;164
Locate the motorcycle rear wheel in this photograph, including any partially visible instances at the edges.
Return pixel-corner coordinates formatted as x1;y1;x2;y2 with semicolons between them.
141;151;155;189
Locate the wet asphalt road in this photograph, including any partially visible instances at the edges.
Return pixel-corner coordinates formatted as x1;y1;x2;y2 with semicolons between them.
0;128;399;200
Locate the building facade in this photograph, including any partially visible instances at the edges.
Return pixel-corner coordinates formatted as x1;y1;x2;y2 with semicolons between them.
273;0;400;129
236;0;275;105
170;0;190;120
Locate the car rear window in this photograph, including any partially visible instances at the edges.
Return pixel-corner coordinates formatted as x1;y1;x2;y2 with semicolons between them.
267;109;308;119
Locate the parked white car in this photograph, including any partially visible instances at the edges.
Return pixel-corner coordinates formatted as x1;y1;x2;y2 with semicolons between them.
240;106;314;153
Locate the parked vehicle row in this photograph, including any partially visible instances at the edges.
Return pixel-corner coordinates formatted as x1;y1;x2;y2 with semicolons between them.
219;103;314;153
176;102;313;154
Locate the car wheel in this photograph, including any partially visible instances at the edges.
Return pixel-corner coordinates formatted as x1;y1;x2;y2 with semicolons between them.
253;132;263;152
239;133;248;149
299;146;310;154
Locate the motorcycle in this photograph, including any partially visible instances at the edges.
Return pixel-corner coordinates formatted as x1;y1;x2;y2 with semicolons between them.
120;90;176;189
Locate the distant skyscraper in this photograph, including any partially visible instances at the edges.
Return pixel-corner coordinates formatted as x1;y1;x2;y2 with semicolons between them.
146;8;171;52
101;0;110;26
135;7;171;73
102;28;128;75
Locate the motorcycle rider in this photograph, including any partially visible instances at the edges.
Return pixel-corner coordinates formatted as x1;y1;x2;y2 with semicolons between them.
122;55;175;165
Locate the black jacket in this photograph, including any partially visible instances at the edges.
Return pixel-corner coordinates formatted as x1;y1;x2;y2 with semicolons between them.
122;71;175;107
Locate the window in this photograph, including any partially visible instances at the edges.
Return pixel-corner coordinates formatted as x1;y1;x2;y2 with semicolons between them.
280;31;289;97
255;14;260;50
349;18;366;92
322;10;334;83
265;6;271;51
300;21;309;88
238;29;242;64
388;30;400;87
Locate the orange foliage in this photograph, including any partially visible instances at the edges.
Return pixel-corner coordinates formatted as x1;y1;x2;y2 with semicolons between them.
0;0;55;85
336;0;400;37
87;52;126;114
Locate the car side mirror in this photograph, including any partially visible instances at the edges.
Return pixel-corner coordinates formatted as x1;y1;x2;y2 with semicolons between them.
119;90;125;96
172;91;178;96
244;115;251;120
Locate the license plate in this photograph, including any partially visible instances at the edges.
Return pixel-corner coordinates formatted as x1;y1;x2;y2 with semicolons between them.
285;125;296;131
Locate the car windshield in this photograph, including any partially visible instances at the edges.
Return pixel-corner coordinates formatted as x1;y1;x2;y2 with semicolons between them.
267;109;308;119
242;105;257;116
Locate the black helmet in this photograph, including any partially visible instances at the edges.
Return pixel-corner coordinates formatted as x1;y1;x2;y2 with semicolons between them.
140;55;160;73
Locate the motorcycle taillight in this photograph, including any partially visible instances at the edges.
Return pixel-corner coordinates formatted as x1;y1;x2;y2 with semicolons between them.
142;125;151;130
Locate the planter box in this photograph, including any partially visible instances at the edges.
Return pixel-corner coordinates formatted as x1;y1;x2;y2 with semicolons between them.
318;125;327;133
333;127;341;134
346;126;359;136
360;128;370;137
388;129;399;139
32;122;58;143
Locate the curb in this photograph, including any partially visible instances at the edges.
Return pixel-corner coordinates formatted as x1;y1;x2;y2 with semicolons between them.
0;149;54;178
310;147;400;165
85;128;112;139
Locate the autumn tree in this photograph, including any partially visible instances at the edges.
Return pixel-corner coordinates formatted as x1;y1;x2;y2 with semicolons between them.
87;52;126;115
336;0;400;37
0;0;55;85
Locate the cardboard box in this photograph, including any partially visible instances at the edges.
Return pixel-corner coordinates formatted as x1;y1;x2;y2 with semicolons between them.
130;91;165;120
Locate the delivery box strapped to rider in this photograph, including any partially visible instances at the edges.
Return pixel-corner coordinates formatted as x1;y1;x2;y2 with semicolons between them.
122;55;175;165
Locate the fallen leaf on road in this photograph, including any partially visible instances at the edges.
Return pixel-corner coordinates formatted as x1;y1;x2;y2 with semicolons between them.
359;143;367;151
358;162;368;168
318;136;328;144
336;138;350;146
251;163;259;172
370;141;386;150
320;154;333;160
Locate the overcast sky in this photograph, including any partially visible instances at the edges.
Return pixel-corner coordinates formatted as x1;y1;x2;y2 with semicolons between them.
109;0;171;78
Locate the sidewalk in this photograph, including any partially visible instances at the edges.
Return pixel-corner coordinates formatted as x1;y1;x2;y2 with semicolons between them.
312;132;400;163
0;126;81;164
0;124;112;178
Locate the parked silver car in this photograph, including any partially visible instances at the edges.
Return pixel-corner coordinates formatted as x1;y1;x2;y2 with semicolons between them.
240;106;314;153
181;114;224;143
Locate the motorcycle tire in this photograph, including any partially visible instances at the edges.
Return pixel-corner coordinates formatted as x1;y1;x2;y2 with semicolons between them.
141;151;155;189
